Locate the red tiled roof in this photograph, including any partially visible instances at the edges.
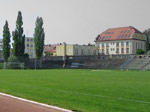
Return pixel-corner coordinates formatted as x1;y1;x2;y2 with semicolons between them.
44;44;57;53
95;26;143;42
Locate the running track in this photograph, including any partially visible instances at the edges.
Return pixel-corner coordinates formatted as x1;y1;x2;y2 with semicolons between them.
0;93;71;112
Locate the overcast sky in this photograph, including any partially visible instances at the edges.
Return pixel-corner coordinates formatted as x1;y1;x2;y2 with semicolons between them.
0;0;150;44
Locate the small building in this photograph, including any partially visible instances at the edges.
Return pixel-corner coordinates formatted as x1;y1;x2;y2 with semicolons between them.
44;44;57;56
25;37;35;58
95;26;146;55
56;43;98;56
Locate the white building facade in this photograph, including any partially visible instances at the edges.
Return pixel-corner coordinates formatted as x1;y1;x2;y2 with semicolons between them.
95;26;146;55
25;37;35;58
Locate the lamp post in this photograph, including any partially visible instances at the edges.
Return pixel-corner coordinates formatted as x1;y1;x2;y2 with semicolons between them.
34;57;36;70
63;42;66;68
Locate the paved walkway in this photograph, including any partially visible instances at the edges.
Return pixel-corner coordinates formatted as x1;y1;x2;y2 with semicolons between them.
0;94;70;112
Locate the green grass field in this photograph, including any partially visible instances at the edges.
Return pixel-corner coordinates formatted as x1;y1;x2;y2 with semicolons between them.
0;69;150;112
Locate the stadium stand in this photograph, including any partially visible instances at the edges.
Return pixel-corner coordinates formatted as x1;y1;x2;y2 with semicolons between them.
124;55;150;70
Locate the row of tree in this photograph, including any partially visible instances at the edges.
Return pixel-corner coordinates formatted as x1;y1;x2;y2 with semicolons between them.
143;28;150;51
2;11;45;62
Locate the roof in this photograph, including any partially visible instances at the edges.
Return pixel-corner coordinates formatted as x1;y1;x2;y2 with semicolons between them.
95;26;144;42
44;44;57;53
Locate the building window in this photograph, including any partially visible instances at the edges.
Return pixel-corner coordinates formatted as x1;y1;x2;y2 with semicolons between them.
116;48;119;53
106;43;109;47
88;49;90;55
116;42;119;47
126;48;129;53
121;42;124;47
128;35;130;38
102;43;104;48
81;49;84;55
69;48;72;53
102;49;104;54
106;49;109;54
121;35;124;38
141;43;143;49
126;42;129;46
138;43;140;49
93;50;96;55
118;35;121;39
121;48;124;54
75;48;78;55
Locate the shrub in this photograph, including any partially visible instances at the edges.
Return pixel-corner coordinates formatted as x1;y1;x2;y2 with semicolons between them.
0;63;3;69
136;49;145;55
8;55;20;62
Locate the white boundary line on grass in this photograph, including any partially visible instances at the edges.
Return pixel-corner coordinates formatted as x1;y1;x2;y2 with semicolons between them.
91;70;112;72
0;92;72;112
49;88;150;105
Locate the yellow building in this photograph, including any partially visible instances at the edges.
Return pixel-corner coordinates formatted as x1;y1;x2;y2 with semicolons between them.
25;37;35;58
56;43;98;56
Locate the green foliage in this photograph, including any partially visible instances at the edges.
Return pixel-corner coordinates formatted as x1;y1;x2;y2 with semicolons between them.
8;55;20;62
34;17;45;59
136;49;145;55
2;21;11;62
132;33;146;40
0;70;150;112
8;54;29;63
0;63;3;69
12;11;25;57
22;53;29;63
143;29;150;51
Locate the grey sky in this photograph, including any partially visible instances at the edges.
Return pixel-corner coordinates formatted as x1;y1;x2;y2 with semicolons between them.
0;0;150;44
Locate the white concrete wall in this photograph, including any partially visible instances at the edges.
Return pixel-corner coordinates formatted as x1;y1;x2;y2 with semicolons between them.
96;40;145;55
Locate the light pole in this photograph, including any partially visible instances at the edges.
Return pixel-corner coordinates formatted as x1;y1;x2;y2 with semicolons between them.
35;57;36;70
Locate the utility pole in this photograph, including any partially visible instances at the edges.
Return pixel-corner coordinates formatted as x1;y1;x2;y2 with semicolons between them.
63;42;66;68
35;58;36;70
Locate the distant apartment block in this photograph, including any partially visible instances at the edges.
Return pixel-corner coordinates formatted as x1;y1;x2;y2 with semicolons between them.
25;37;35;58
56;43;98;56
95;26;146;55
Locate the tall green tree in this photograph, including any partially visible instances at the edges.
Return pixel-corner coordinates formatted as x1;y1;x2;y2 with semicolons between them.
2;21;11;62
12;11;25;57
143;28;150;51
34;17;45;59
